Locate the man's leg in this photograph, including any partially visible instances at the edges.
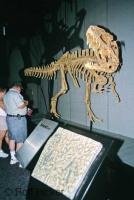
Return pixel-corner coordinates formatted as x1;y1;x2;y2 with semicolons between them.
16;142;23;151
16;142;24;168
9;139;18;164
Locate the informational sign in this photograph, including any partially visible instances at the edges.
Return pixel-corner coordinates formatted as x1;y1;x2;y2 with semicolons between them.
16;118;58;168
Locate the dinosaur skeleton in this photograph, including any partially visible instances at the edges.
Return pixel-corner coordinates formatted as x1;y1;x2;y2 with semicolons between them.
24;25;121;122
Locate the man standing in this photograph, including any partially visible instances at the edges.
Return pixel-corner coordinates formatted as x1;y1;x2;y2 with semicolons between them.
4;82;28;165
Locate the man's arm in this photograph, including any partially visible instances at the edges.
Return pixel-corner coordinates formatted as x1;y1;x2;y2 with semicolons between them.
18;100;28;109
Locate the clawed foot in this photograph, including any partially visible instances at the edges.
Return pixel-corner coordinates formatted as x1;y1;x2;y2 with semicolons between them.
50;109;60;118
50;99;60;118
87;111;103;123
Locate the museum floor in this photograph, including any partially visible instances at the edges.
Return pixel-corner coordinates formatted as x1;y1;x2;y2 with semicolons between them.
0;117;134;200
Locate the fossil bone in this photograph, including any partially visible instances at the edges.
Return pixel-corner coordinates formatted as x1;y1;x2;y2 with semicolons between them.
24;25;121;122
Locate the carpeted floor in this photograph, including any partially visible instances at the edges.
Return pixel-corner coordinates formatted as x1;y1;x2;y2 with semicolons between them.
0;151;30;200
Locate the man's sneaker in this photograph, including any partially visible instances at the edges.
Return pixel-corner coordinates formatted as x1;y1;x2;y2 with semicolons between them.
10;157;18;165
0;150;9;158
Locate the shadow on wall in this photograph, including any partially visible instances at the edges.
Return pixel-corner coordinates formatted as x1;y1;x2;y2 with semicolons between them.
18;7;86;83
15;2;87;114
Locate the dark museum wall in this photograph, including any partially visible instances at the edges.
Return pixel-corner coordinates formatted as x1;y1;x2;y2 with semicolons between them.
0;0;134;138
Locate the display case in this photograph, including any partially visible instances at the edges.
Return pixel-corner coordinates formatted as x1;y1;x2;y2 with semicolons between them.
17;118;123;200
